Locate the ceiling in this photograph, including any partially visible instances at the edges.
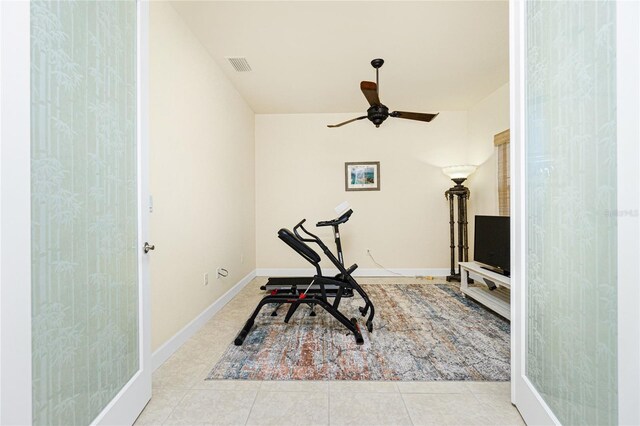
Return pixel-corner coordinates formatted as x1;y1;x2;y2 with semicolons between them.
170;1;509;114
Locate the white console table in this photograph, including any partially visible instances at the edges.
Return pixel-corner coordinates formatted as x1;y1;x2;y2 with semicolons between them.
459;261;510;320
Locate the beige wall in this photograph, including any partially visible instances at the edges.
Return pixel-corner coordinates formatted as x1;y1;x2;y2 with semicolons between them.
466;83;510;257
148;1;508;348
467;82;510;216
149;2;256;351
255;85;509;273
255;112;469;272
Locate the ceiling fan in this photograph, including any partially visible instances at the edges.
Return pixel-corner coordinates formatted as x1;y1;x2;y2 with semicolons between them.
327;58;439;128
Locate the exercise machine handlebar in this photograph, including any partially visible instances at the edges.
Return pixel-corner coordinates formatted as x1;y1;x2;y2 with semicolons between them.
316;209;353;227
293;220;321;244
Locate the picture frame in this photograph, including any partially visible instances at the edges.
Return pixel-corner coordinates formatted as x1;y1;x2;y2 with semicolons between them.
345;161;380;191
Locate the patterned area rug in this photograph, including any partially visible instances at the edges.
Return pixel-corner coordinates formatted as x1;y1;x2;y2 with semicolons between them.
207;283;510;381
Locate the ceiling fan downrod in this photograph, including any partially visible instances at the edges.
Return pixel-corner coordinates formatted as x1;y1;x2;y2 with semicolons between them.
371;58;384;98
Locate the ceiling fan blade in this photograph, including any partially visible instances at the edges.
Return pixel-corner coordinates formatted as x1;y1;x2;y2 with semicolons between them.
390;111;439;122
327;116;368;128
360;81;380;106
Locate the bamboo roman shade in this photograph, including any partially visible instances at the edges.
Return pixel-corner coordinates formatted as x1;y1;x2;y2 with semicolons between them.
494;129;510;215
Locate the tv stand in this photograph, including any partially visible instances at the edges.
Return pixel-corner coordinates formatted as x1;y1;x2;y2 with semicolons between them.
459;262;510;320
480;265;509;277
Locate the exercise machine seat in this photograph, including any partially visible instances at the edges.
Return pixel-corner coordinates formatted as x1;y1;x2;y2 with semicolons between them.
278;228;321;265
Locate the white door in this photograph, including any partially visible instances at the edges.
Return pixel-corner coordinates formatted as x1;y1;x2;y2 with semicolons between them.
510;0;640;424
0;1;151;425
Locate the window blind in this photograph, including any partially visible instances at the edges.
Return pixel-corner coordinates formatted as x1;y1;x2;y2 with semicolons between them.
494;129;510;216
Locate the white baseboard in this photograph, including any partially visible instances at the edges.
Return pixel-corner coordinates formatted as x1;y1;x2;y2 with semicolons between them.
151;269;256;371
255;268;449;278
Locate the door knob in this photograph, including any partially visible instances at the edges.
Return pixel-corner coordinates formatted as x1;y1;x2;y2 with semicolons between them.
143;242;155;253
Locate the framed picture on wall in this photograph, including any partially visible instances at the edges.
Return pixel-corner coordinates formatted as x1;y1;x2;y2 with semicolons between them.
345;161;380;191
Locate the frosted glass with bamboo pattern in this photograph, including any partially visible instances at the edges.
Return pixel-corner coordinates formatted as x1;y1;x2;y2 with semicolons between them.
525;1;618;424
30;1;139;424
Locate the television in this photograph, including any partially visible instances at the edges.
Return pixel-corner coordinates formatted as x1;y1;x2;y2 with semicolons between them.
474;215;510;277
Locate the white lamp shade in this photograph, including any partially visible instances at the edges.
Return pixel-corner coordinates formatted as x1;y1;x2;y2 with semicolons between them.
442;165;477;180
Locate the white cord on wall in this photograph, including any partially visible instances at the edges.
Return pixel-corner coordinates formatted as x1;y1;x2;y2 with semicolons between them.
366;249;410;277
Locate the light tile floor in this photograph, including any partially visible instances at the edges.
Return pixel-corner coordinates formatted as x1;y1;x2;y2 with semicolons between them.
136;277;525;425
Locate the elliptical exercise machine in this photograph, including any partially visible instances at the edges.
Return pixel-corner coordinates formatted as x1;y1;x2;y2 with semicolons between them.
262;209;354;295
234;217;375;346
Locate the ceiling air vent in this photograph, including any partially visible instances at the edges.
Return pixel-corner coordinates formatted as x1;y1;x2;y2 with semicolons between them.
226;57;252;72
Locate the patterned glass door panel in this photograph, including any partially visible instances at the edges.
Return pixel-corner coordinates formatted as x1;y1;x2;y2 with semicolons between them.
525;1;617;424
30;1;138;424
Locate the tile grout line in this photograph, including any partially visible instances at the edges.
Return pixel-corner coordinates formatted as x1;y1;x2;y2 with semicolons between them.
327;385;331;426
160;389;190;426
244;382;262;426
398;391;415;426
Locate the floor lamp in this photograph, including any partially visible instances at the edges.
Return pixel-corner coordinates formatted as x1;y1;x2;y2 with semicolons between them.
443;165;477;282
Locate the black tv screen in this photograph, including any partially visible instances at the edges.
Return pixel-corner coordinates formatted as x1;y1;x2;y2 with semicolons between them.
474;215;510;276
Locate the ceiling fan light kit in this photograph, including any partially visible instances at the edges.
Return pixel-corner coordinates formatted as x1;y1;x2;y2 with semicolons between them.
328;58;439;129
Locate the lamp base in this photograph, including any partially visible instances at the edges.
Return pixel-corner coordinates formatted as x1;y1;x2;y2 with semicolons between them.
451;177;467;187
446;274;474;284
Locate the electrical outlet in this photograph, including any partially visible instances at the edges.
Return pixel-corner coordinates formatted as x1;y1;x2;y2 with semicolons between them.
203;273;209;286
216;267;228;279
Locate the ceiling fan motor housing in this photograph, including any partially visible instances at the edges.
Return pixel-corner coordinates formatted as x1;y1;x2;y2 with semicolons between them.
367;104;389;127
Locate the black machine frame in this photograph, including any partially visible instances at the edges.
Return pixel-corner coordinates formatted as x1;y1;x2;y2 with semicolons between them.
234;215;375;346
262;209;353;295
